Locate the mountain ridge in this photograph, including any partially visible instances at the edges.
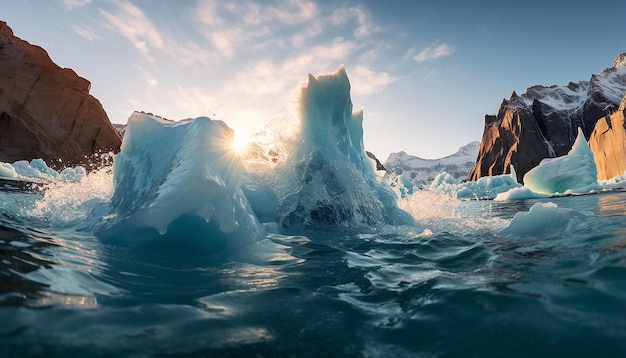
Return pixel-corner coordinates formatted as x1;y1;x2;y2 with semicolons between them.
384;141;479;185
469;53;626;182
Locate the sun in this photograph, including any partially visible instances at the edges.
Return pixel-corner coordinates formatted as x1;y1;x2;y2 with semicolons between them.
231;131;253;153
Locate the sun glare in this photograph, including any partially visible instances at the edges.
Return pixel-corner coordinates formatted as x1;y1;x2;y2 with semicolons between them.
232;131;253;153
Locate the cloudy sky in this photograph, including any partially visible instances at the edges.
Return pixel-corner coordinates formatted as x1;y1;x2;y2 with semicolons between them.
1;0;624;160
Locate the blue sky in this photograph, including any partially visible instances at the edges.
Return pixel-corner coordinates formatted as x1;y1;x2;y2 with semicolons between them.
1;0;624;160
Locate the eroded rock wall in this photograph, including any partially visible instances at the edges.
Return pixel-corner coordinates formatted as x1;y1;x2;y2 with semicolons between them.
0;21;121;169
589;95;626;180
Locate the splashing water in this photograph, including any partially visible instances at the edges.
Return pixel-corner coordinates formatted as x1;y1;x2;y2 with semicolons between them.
28;167;114;226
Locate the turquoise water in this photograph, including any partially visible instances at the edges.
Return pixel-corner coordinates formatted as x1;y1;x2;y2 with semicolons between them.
1;189;625;357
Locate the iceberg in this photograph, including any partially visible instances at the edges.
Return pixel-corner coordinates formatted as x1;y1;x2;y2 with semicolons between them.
493;186;549;201
496;128;603;200
271;66;413;229
523;128;601;195
499;202;591;237
89;113;264;251
83;66;414;250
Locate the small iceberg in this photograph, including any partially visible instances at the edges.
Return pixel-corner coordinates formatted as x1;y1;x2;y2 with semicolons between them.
523;128;601;195
496;128;602;200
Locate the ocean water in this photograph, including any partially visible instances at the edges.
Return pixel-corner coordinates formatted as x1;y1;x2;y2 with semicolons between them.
1;184;625;357
1;68;625;357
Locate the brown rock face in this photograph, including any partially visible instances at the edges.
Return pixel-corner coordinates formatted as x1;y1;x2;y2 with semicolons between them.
468;54;626;183
0;21;121;169
589;95;626;180
468;93;553;183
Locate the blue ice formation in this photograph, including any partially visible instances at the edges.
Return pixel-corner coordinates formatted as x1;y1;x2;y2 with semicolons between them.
275;66;414;229
599;171;626;190
523;128;601;195
499;202;591;237
496;128;602;200
89;113;264;250
493;186;549;201
0;158;85;182
86;66;413;250
392;174;415;197
429;169;521;200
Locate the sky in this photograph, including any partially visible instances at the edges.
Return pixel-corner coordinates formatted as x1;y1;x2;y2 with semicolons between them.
1;0;624;160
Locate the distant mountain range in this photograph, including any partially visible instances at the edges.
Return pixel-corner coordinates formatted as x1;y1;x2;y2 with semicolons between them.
384;141;479;185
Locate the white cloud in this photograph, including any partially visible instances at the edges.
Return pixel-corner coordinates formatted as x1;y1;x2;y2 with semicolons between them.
99;0;163;57
72;25;98;41
63;0;92;10
196;2;225;27
413;43;455;63
100;1;394;129
328;6;383;38
208;28;250;59
134;64;158;87
267;0;318;25
168;85;220;120
169;41;212;66
221;38;357;121
195;1;383;59
233;0;318;26
81;0;210;71
349;65;397;96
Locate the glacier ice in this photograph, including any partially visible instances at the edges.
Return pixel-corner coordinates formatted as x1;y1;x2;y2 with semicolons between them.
0;158;85;183
88;113;264;250
599;170;626;189
431;127;623;201
429;170;521;200
523;128;601;195
493;127;604;201
270;66;414;229
79;66;414;251
499;202;591;237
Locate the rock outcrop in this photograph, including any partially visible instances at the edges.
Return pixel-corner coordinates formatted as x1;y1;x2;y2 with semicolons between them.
366;151;386;171
589;94;626;180
468;54;626;183
0;21;121;169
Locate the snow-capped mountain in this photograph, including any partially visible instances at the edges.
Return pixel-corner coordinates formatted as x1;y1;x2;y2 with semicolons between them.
469;53;626;182
384;141;479;185
113;123;127;137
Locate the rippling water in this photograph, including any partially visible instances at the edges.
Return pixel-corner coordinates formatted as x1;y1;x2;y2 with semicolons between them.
1;189;625;357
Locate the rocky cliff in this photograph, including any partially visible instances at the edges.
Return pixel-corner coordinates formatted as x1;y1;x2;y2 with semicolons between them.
0;21;121;169
468;54;626;182
589;94;626;180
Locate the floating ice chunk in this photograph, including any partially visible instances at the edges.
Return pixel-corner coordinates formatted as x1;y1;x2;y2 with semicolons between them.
599;169;626;190
499;202;592;237
0;159;85;183
429;172;458;189
0;162;17;178
523;128;601;195
393;174;415;197
9;159;57;180
494;186;549;201
430;170;521;200
58;167;87;183
90;113;264;250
